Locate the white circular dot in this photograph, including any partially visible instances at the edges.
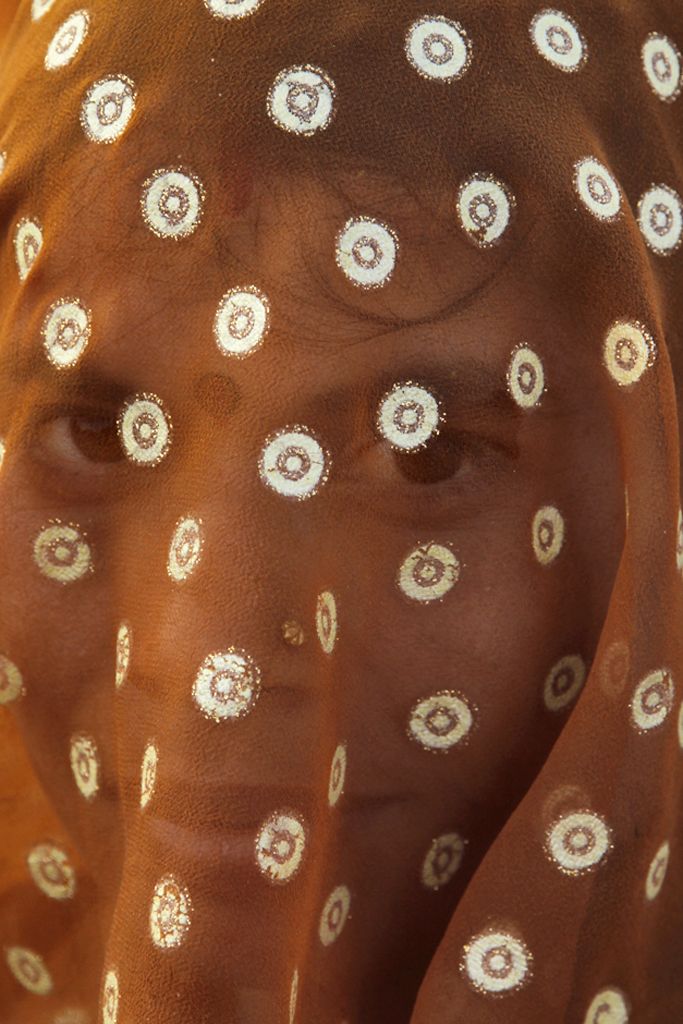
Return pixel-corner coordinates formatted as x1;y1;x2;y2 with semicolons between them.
33;521;93;584
318;885;351;946
532;505;565;565
5;946;53;995
115;622;131;689
70;734;99;800
530;9;586;71
289;968;298;1024
203;0;263;17
457;174;513;247
645;839;670;901
642;33;681;102
259;426;329;500
0;437;5;470
421;832;466;890
603;320;655;386
0;654;24;705
27;843;76;900
255;811;307;883
214;286;270;357
80;75;136;144
192;648;261;722
140;742;158;810
508;346;545;408
377;382;441;450
118;393;172;466
32;0;56;20
398;541;460;602
55;1009;89;1024
328;743;347;807
14;217;43;281
574;157;621;221
546;810;612;874
583;988;630;1024
0;151;6;179
41;297;91;369
335;216;398;289
102;969;119;1024
316;590;338;653
167;516;204;582
141;167;205;238
150;875;192;948
408;691;474;752
637;184;682;255
630;668;674;732
45;11;90;70
267;65;336;136
405;15;472;81
544;654;586;711
461;930;532;994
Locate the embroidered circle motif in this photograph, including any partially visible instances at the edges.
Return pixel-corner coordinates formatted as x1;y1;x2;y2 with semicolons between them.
0;654;24;705
603;320;655;386
315;590;338;654
408;691;474;752
645;840;670;900
140;742;158;810
461;930;532;994
14;218;43;281
81;75;136;143
530;9;586;71
457;174;513;247
508;346;545;408
102;969;119;1024
5;947;53;995
267;65;336;136
328;743;347;807
259;426;330;500
642;33;681;102
150;875;192;948
33;521;92;583
203;0;263;17
27;843;76;900
544;654;586;711
115;622;131;689
421;832;466;890
45;10;90;70
630;668;675;732
405;15;472;81
377;382;441;450
214;286;270;357
118;393;172;466
41;297;91;369
255;811;307;884
583;988;630;1024
398;541;460;602
318;884;351;946
192;648;261;722
532;505;565;565
141;168;205;238
546;810;612;874
70;734;100;800
167;516;204;582
289;968;299;1024
574;157;621;221
637;184;683;255
31;0;56;20
335;216;399;289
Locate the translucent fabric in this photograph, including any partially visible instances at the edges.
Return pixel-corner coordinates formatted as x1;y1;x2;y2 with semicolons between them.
1;1;683;1022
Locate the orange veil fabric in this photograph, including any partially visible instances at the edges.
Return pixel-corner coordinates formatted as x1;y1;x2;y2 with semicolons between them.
1;1;683;1021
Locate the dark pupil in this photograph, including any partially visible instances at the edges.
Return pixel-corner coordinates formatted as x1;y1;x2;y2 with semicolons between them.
394;432;466;484
71;414;122;462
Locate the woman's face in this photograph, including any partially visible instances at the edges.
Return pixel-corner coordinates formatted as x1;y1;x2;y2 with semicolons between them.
0;167;624;1021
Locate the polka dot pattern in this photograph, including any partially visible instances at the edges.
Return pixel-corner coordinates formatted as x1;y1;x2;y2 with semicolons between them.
167;516;204;582
630;668;674;732
267;65;336;136
408;691;475;752
405;16;472;82
603;320;655;386
45;11;90;70
532;505;565;565
377;382;441;450
150;875;192;948
214;286;270;357
255;811;307;883
318;885;351;946
421;832;466;890
118;393;173;466
574;157;621;221
457;174;513;246
70;734;100;800
637;184;682;255
41;297;91;369
141;168;205;238
645;840;670;900
642;33;681;102
461;930;532;994
507;346;545;409
81;76;136;143
33;521;93;584
27;843;76;899
102;969;119;1024
315;590;338;653
397;541;460;602
259;426;330;499
545;810;612;874
0;654;24;705
543;654;586;711
14;217;43;280
192;648;262;721
335;216;399;289
5;946;53;995
583;989;630;1024
530;9;587;72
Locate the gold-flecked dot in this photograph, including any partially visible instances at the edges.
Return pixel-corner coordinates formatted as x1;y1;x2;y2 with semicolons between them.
282;620;305;646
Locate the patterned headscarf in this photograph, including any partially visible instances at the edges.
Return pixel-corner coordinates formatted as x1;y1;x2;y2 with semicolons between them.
1;1;683;1021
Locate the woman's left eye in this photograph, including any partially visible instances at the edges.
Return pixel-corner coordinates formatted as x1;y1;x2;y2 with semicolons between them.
32;411;122;469
357;431;485;488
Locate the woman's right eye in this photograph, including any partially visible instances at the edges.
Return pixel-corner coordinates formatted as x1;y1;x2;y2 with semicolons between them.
32;411;123;469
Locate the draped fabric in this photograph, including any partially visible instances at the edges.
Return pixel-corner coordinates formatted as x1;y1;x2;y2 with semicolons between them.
1;1;683;1021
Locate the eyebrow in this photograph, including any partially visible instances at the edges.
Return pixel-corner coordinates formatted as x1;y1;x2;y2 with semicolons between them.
0;344;135;399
